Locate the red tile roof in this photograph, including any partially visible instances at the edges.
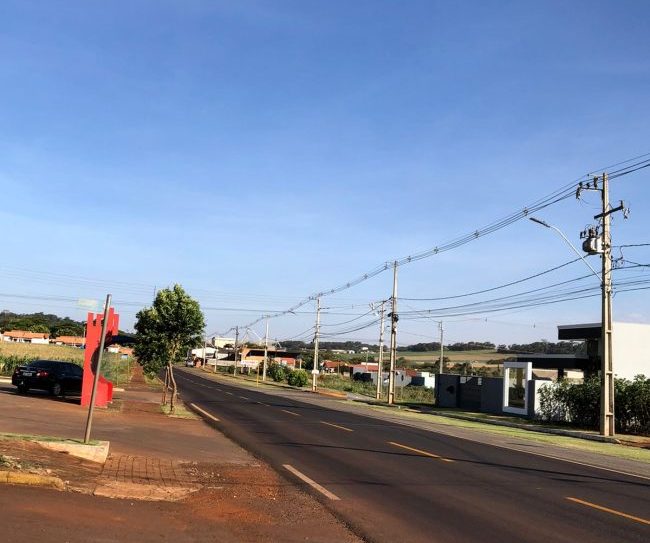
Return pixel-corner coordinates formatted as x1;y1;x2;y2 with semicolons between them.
3;330;49;340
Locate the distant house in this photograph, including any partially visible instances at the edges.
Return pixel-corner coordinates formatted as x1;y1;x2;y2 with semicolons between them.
1;330;50;344
323;360;348;374
52;336;86;348
237;346;298;369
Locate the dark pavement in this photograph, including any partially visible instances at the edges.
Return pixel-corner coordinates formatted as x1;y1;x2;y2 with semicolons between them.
176;369;650;543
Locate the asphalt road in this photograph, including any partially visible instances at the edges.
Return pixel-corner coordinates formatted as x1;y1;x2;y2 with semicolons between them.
175;370;650;543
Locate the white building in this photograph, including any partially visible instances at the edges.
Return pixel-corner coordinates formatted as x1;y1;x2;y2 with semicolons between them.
558;321;650;380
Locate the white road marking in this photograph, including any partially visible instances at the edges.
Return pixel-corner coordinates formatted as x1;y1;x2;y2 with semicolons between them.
283;464;340;501
238;395;250;400
281;409;301;417
225;391;234;395
321;421;354;432
189;403;220;422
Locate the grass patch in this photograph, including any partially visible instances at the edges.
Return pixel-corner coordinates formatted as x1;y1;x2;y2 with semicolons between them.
0;432;99;446
317;374;434;404
350;402;650;464
160;403;198;419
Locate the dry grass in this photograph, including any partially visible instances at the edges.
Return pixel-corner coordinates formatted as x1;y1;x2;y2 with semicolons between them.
0;341;133;384
0;341;85;363
399;349;509;366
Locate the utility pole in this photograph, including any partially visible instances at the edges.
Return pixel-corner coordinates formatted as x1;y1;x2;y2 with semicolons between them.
387;262;398;405
375;301;386;400
233;326;240;376
600;172;615;437
312;297;321;392
575;171;627;436
262;318;269;381
438;321;444;375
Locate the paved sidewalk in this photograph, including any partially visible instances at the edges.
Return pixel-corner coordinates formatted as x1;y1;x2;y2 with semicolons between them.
0;366;363;542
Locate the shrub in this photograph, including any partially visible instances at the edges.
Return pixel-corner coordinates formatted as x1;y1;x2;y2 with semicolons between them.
267;362;286;382
538;375;650;435
287;369;308;387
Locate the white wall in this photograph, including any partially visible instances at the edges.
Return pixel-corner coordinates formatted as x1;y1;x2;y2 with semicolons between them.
612;322;650;380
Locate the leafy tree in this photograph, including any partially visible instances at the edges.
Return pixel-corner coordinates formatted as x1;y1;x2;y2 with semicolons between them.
134;285;205;413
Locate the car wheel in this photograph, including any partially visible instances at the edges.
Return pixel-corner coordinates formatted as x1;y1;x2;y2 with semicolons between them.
17;384;28;394
50;382;63;396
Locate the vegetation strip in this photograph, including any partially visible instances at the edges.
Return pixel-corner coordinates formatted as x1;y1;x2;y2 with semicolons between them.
388;441;454;462
283;464;340;501
189;403;220;422
320;421;354;432
566;497;650;526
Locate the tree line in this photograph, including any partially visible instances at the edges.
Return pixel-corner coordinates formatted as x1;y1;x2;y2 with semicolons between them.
0;311;84;337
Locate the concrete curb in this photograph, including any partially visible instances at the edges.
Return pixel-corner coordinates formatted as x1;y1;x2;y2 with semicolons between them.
0;470;65;490
36;440;110;463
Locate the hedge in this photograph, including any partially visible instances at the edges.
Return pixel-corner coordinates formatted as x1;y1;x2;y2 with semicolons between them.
538;375;650;435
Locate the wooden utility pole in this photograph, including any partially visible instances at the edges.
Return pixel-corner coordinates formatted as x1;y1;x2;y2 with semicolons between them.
312;297;321;392
376;301;386;400
387;262;398;405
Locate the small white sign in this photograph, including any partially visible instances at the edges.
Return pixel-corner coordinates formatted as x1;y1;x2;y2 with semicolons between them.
77;298;98;311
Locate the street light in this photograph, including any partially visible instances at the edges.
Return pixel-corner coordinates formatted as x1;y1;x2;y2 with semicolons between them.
529;217;601;281
529;213;615;437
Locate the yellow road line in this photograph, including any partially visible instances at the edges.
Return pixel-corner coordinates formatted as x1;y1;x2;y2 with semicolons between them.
388;441;454;462
566;497;650;526
321;421;354;432
189;403;220;422
281;409;301;417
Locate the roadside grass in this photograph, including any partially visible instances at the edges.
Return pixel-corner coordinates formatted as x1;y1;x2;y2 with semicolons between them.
351;402;650;464
318;374;434;404
0;342;133;385
144;372;164;390
160;403;199;419
0;432;99;446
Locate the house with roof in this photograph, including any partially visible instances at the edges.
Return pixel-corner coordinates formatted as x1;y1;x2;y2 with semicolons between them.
322;360;348;374
52;335;86;348
1;330;50;344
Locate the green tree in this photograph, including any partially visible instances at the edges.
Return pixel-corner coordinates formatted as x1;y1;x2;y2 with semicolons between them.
134;285;205;413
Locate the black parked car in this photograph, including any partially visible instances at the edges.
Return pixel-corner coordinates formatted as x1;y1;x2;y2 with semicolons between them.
12;360;83;397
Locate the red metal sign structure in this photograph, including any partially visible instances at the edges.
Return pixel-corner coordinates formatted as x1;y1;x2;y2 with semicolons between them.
81;308;119;407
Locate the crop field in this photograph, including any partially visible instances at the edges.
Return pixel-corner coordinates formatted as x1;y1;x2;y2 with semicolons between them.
0;341;133;385
399;349;510;366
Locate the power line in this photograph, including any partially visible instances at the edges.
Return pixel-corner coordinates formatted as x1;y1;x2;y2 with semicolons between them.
399;257;581;301
231;154;650;333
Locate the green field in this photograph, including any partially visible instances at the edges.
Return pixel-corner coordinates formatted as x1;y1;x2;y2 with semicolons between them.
0;341;133;385
398;349;509;366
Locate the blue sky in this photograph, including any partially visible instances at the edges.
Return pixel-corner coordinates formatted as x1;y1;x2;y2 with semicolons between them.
1;1;649;345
